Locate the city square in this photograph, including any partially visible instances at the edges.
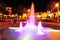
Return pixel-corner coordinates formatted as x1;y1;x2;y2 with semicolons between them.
0;0;60;40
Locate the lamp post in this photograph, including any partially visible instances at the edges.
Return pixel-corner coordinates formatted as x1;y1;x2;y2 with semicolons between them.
55;3;59;12
55;3;59;22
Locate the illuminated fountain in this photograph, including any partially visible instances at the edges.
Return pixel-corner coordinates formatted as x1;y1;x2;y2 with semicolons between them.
9;3;44;40
9;3;44;35
9;2;60;40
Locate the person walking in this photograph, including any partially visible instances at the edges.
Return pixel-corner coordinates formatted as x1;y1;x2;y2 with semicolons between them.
13;17;17;24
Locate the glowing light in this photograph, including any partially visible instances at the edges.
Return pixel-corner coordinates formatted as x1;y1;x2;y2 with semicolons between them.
4;15;6;16
20;33;35;40
23;14;27;17
44;30;60;32
0;12;3;15
9;27;18;30
28;9;30;12
12;15;14;17
48;14;53;17
36;15;40;18
55;3;59;7
6;7;12;11
22;13;27;19
22;34;31;40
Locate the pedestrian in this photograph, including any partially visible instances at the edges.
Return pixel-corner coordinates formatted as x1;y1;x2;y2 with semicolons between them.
13;17;17;24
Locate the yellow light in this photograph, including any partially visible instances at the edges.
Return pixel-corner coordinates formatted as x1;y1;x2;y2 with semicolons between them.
55;3;59;7
19;15;21;17
36;15;40;18
23;14;27;16
12;15;14;17
48;14;53;17
0;12;2;15
58;12;60;15
4;15;6;16
28;9;30;12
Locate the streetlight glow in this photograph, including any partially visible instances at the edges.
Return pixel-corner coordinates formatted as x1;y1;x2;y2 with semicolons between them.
28;9;30;12
55;3;59;12
55;3;59;7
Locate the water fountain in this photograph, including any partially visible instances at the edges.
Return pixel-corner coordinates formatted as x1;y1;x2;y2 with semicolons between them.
9;3;44;40
9;2;60;40
9;2;44;34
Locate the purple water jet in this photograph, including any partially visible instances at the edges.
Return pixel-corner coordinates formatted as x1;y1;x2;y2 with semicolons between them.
10;2;44;35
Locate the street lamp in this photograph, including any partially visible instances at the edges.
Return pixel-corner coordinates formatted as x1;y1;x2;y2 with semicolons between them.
55;3;59;22
55;3;59;7
55;3;59;12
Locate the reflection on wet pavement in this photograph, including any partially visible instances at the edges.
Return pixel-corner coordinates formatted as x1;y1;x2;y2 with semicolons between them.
2;27;60;40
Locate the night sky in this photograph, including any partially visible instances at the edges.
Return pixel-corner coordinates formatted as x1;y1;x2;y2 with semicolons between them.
3;0;60;12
